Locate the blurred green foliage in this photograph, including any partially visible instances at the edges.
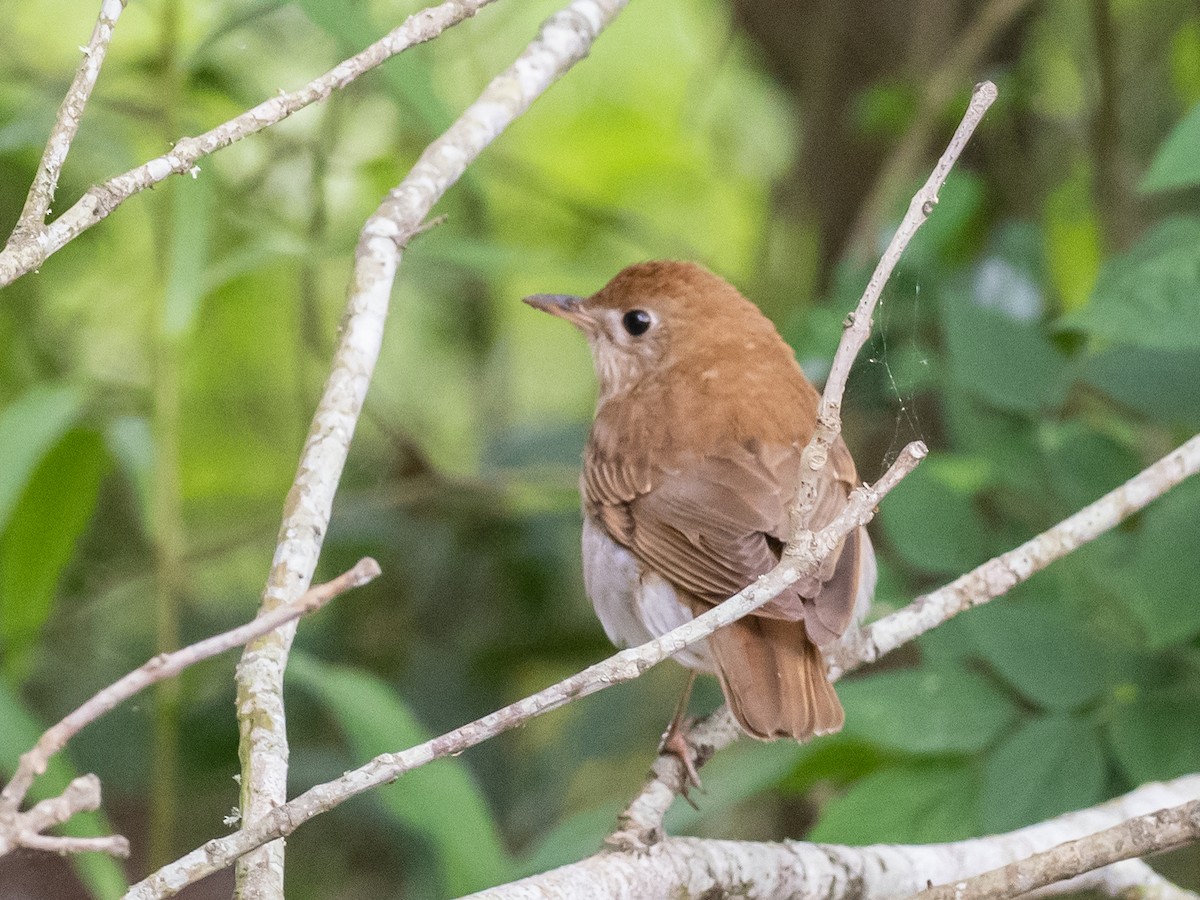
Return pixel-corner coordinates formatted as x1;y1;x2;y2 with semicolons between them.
2;0;1200;897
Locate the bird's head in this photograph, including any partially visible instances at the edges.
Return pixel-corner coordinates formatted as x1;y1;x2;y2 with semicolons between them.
524;260;783;403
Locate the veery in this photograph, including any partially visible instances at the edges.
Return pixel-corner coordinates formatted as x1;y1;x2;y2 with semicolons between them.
525;261;875;741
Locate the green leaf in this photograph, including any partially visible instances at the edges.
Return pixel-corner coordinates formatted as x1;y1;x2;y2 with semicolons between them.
0;682;128;899
1081;345;1200;427
943;289;1070;413
940;391;1043;494
878;454;991;576
1171;19;1200;106
916;614;980;671
1141;102;1200;193
1041;422;1142;515
1111;475;1200;647
852;81;918;139
105;416;155;537
970;221;1048;321
0;384;85;533
1;429;107;680
779;734;889;794
838;667;1018;754
811;763;980;844
1109;686;1200;784
1044;164;1101;312
1063;217;1200;351
287;653;512;895
964;595;1108;712
188;0;288;64
982;714;1105;833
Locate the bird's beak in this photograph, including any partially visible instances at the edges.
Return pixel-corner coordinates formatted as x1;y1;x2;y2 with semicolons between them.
523;293;590;330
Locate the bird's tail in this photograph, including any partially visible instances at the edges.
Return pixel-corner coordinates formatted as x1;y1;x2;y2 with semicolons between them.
708;617;844;741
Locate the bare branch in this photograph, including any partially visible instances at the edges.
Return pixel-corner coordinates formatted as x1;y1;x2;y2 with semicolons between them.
16;775;102;836
911;798;1200;900
0;775;128;859
0;0;498;288
19;832;131;858
231;1;631;896
7;0;126;242
0;559;379;858
791;80;997;534
466;775;1200;900
1038;860;1200;900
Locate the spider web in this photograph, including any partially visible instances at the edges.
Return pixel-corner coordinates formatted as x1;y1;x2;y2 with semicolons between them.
865;281;927;473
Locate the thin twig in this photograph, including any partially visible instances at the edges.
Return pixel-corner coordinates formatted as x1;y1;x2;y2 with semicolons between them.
231;2;631;896
1036;859;1200;900
0;558;380;855
16;775;102;836
20;832;132;857
8;0;127;242
791;80;997;534
0;775;129;859
909;798;1200;900
0;0;498;287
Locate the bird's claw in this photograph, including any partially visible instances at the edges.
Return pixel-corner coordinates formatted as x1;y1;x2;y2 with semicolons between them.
659;718;704;803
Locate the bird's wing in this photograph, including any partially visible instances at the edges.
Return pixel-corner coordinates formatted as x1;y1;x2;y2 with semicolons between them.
586;440;862;635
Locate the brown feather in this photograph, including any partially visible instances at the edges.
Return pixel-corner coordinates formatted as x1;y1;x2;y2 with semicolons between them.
701;609;845;740
556;261;872;741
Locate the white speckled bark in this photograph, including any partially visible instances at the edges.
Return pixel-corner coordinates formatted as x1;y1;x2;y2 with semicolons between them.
466;776;1200;900
225;2;628;899
6;0;126;246
0;0;498;287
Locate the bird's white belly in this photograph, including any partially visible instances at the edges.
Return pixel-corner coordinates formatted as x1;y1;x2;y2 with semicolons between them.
581;515;714;671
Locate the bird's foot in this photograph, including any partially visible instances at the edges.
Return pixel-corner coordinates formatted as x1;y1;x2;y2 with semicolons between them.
658;717;703;806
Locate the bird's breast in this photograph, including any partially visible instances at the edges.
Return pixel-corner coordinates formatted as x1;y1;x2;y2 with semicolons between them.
581;514;714;671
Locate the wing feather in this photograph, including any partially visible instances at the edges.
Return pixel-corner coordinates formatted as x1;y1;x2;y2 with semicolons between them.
584;429;867;642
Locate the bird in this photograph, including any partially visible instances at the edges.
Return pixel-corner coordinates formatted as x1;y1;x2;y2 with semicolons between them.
524;260;875;753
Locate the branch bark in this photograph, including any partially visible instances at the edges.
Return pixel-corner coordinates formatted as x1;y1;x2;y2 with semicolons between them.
911;798;1200;900
793;81;996;535
1040;859;1200;900
0;559;378;861
7;0;126;244
0;0;497;288
465;775;1200;900
229;2;630;897
0;775;128;860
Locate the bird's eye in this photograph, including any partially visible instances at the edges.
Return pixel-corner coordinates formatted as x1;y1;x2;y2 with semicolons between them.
622;309;652;336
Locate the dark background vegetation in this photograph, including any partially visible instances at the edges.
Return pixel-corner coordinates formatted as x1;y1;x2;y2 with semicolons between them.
2;0;1200;896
